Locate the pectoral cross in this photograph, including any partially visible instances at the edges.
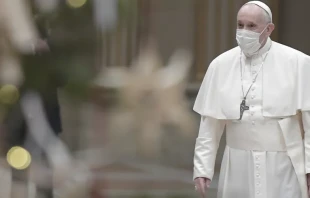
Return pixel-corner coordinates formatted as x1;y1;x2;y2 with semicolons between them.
239;98;249;120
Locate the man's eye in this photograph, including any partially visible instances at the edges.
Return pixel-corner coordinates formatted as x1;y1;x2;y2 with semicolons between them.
238;24;243;28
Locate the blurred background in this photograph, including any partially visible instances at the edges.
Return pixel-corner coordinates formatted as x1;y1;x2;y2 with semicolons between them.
0;0;309;198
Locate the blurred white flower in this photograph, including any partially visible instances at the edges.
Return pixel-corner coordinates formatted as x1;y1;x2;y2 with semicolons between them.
94;44;196;157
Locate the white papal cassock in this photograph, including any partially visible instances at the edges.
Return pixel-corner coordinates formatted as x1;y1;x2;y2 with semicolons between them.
193;38;310;198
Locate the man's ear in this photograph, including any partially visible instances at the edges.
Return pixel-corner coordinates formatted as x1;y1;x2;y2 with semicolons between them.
267;23;275;34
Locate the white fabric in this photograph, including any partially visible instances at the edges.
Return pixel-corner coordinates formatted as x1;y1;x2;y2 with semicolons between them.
193;38;310;119
193;52;306;197
218;147;301;198
226;119;286;151
245;1;272;22
193;116;225;180
277;115;307;198
303;112;310;173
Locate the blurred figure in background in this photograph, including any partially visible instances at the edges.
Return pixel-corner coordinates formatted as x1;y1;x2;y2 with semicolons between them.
0;0;46;197
0;0;41;87
2;0;65;197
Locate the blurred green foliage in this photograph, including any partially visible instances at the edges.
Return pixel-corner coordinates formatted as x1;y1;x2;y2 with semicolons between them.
28;0;138;100
118;0;138;21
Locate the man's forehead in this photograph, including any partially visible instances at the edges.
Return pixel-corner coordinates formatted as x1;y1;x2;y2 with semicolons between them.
237;4;265;23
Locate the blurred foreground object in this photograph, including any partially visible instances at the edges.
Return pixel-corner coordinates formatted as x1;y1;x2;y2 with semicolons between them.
17;91;92;197
94;44;196;159
93;0;117;31
66;0;87;8
93;0;138;31
7;146;31;170
34;0;60;13
0;0;40;87
53;162;91;198
0;84;19;105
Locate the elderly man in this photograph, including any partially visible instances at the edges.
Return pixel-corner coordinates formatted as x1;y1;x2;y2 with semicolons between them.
193;1;310;198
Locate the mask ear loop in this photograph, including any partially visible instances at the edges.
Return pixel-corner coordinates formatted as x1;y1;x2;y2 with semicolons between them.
257;23;270;48
260;24;269;34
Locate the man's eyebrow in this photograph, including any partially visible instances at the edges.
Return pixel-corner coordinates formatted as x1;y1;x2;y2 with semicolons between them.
248;22;257;25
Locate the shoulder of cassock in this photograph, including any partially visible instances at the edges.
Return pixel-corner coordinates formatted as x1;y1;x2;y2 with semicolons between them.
193;41;310;119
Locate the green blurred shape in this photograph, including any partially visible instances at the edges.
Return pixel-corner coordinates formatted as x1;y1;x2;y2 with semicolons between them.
118;0;137;20
0;85;19;105
63;63;94;99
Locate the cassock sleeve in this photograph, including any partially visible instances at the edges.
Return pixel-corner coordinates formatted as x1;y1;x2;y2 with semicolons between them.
302;111;310;173
193;116;225;181
3;0;39;54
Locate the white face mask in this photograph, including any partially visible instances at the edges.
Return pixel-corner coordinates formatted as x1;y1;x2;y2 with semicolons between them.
236;25;268;56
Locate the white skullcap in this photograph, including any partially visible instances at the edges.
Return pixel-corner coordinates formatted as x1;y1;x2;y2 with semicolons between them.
245;1;272;22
